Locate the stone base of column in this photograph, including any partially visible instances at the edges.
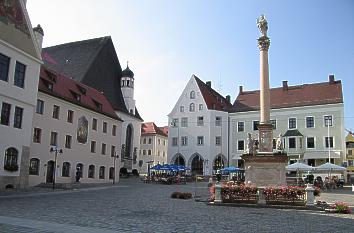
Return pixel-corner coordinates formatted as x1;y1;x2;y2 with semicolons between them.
258;123;273;153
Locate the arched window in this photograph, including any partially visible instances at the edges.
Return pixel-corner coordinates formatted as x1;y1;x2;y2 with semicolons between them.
109;167;114;179
189;103;195;112
88;165;95;178
29;158;40;175
99;166;105;179
190;91;195;99
62;162;70;177
4;147;18;171
76;163;83;178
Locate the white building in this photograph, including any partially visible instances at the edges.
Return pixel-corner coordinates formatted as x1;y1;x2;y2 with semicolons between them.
29;67;122;186
0;0;42;189
167;75;232;175
230;76;345;167
140;122;168;174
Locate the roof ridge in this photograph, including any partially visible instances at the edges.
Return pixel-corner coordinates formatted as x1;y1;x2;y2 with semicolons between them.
43;36;111;50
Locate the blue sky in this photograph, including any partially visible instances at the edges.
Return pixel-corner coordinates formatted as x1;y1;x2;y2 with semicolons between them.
27;0;354;131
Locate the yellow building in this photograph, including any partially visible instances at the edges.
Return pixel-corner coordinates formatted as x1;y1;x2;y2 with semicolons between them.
345;132;354;183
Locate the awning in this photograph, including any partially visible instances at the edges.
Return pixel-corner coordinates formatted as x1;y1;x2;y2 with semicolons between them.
304;151;341;159
283;129;303;137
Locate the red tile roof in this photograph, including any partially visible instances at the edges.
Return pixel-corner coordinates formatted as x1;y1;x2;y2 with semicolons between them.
38;66;121;121
194;75;233;112
233;80;343;112
141;122;168;137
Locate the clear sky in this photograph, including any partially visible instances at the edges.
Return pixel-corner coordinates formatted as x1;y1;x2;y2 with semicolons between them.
27;0;354;131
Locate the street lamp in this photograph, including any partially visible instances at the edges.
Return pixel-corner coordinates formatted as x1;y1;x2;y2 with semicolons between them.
50;145;63;190
113;151;120;184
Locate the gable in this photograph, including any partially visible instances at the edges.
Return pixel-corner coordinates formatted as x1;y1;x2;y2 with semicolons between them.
0;0;41;61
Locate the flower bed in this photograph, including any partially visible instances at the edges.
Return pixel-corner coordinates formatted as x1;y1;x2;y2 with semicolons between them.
171;192;192;199
263;186;305;206
330;202;352;214
210;182;259;203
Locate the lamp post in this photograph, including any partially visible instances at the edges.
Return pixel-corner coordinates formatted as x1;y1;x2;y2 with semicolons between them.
50;145;63;190
113;151;120;184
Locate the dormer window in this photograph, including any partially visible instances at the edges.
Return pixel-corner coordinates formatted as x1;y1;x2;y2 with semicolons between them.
45;70;57;82
76;84;86;95
190;91;195;99
92;99;102;110
130;109;134;114
41;79;53;91
70;91;81;102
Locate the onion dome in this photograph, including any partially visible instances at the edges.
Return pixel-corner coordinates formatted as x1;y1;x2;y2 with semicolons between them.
122;61;134;78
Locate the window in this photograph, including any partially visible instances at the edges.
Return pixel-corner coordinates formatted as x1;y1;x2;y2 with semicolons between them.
307;137;315;149
88;165;95;178
143;138;147;144
109;167;115;179
237;122;244;132
52;105;60;119
36;99;44;114
29;158;40;175
61;162;70;177
67;110;74;123
99;166;105;179
1;102;11;125
181;136;188;146
172;137;178;146
33;128;41;143
181;117;188;127
171;118;178;127
289;138;296;149
163;151;166;157
14;61;26;88
199;104;203;111
148;138;152;144
103;122;107;133
76;163;83;178
238;140;244;151
158;139;161;145
215;116;221;126
65;135;72;149
180;106;184;112
197;116;204;126
90;141;96;153
190;91;195;99
288;118;296;129
157;151;160;156
270;119;276;130
308;159;315;167
92;118;97;130
326;158;335;164
112;125;117;136
324;115;333;127
111;145;115;157
143;150;146;155
4;148;18;171
189;103;195;112
216;136;222;146
13;106;23;128
348;150;353;156
253;121;259;131
0;53;10;81
101;143;106;155
325;136;334;148
50;132;58;146
148;150;152;155
306;116;314;128
197;136;204;146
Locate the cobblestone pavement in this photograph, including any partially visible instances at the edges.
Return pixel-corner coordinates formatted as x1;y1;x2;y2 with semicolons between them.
0;178;353;233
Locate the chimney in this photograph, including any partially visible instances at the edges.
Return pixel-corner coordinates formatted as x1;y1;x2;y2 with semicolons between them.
239;85;243;94
206;81;211;87
226;95;231;102
33;24;44;51
282;80;288;90
329;74;335;84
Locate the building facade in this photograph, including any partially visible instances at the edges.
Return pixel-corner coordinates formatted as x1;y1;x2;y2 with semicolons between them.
345;132;354;183
140;122;168;174
0;0;42;189
167;75;232;175
29;67;122;186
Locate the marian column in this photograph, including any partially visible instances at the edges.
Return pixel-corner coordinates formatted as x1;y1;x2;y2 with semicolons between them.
257;15;273;153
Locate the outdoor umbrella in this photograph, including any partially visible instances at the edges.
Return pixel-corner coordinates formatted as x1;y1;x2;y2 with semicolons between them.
160;164;173;171
315;162;346;171
220;166;242;173
151;164;162;170
286;162;314;185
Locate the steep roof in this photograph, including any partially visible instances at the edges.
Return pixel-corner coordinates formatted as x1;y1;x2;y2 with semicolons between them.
42;36;143;121
141;122;168;137
233;79;343;112
194;75;233;112
38;66;121;121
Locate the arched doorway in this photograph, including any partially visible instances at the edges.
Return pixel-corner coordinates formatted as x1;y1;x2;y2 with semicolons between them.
191;154;203;175
125;124;133;158
213;154;226;171
173;155;185;166
46;160;54;183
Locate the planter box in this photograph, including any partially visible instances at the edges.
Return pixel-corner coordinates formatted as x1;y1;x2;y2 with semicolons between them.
223;199;259;204
266;199;305;206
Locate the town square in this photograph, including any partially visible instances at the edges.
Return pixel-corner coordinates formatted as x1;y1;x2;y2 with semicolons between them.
1;0;354;232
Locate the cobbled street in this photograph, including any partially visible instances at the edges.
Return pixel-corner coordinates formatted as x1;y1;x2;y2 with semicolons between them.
0;178;353;233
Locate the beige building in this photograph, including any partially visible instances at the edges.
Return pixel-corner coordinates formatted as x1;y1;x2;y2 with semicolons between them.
140;122;168;174
29;67;122;186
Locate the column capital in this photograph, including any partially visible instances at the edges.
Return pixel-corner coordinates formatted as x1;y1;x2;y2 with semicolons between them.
258;36;270;51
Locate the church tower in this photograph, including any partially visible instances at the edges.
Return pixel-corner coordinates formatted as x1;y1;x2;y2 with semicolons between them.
121;62;136;115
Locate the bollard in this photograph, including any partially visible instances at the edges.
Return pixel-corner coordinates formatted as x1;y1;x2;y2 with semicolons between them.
214;182;222;203
305;183;315;206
